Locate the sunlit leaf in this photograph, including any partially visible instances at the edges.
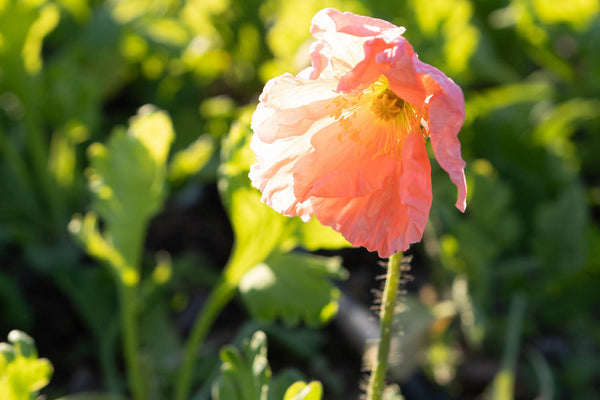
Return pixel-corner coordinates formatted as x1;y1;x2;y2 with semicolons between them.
85;106;173;263
239;252;347;327
212;331;271;400
169;134;216;185
533;0;599;29
283;380;323;400
268;369;306;400
291;218;350;251
22;2;59;74
0;331;53;400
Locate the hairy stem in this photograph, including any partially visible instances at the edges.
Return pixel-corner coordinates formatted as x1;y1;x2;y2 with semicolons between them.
366;251;403;400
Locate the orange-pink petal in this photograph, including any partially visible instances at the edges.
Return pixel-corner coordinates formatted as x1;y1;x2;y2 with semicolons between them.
413;58;467;212
310;132;432;257
292;119;397;201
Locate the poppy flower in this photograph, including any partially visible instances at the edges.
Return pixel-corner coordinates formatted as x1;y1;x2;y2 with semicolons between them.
249;8;466;257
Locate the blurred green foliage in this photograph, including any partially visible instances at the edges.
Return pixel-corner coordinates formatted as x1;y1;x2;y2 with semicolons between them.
211;330;317;400
0;330;53;400
0;0;599;399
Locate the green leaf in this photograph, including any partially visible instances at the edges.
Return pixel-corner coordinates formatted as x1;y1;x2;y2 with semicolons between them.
268;369;306;400
72;106;174;280
0;331;53;400
212;331;271;400
283;381;323;400
87;106;174;234
239;252;347;327
292;218;350;252
0;0;59;75
168;134;216;185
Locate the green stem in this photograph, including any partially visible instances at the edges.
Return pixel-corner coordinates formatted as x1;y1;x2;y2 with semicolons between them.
366;251;403;400
119;283;146;400
99;336;122;394
175;279;237;400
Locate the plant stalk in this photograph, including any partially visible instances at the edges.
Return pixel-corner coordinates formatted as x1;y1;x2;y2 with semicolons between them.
366;251;403;400
119;284;146;400
174;279;237;400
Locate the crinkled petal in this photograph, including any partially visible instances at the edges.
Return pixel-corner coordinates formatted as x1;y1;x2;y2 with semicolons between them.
413;57;467;212
311;132;432;257
252;73;339;144
309;8;402;80
250;74;342;219
249;133;313;220
292;117;397;202
311;8;399;37
338;33;427;106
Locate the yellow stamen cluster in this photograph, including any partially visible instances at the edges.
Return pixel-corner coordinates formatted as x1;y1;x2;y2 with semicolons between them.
327;76;428;156
371;89;403;121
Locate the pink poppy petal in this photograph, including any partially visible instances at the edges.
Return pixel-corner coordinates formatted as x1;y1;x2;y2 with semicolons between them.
338;33;427;106
311;8;399;38
249;133;313;220
292;117;397;202
252;73;340;144
311;132;432;257
308;8;401;80
413;57;467;212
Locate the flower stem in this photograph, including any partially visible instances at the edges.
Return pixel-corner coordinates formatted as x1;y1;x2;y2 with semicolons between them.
174;279;237;400
366;251;403;400
119;283;145;400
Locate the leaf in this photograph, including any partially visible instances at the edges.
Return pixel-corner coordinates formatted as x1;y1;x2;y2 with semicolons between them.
283;381;323;400
0;0;59;75
292;218;350;252
75;106;173;274
87;106;173;231
211;331;271;400
168;134;216;185
239;252;347;327
0;331;53;400
268;369;306;400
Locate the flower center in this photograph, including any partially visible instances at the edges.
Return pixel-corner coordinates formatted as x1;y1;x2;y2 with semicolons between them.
370;89;404;121
327;76;429;156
